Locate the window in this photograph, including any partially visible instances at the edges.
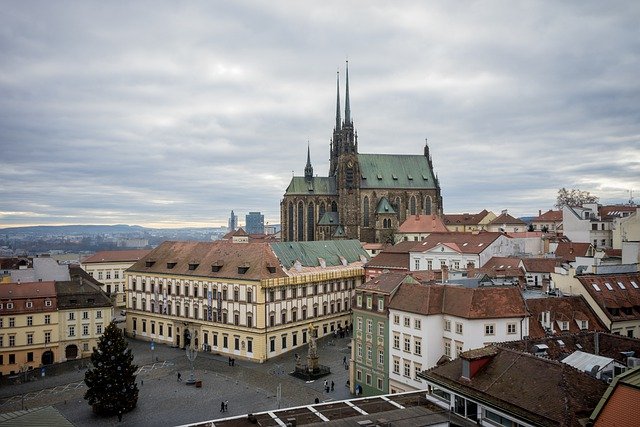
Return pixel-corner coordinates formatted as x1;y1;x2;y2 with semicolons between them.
415;338;422;356
366;296;372;309
223;335;229;349
96;311;102;319
366;319;372;334
403;317;410;327
114;271;119;279
45;299;52;307
414;364;422;380
393;334;400;349
247;339;253;353
366;373;372;386
366;345;372;361
444;341;451;357
83;311;89;319
98;271;103;280
485;324;495;336
27;351;34;362
44;315;51;325
357;343;362;358
68;326;75;337
9;317;15;327
356;294;362;307
579;320;588;330
444;319;451;331
378;297;384;312
235;337;240;351
247;289;253;303
27;316;33;326
83;324;89;336
281;335;287;349
357;317;363;331
393;359;400;374
26;301;33;308
378;349;384;364
507;323;517;334
378;322;384;336
377;377;383;390
414;258;420;270
68;312;75;321
404;336;411;352
455;342;463;357
427;260;433;270
393;314;400;325
414;319;421;330
45;331;51;344
270;337;275;352
97;324;103;334
404;361;411;377
0;336;3;346
455;323;463;334
106;271;111;279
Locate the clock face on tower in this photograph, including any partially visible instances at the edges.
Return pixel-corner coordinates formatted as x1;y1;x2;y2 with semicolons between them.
347;161;353;168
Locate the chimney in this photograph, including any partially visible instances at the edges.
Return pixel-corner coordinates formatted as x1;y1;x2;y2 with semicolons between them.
466;262;475;278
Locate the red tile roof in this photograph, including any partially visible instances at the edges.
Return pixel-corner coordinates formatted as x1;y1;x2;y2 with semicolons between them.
526;296;607;339
577;272;640;322
489;212;527;226
555;242;593;262
128;241;287;281
420;346;608;427
364;252;409;270
0;281;57;299
397;214;448;233
532;209;563;222
442;209;490;226
411;232;504;255
360;272;410;294
389;283;528;319
520;257;561;273
82;249;151;264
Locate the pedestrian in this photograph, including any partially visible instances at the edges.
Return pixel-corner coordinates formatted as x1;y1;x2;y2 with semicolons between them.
314;397;320;404
231;358;235;367
117;410;122;422
331;381;334;391
224;400;228;412
177;372;182;381
220;401;225;412
228;356;232;366
343;356;346;365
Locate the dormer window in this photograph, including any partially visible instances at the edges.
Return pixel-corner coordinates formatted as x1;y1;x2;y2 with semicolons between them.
45;300;52;307
377;174;382;180
167;262;177;269
267;265;276;274
188;263;199;271
145;261;155;267
26;301;33;308
407;175;413;180
238;265;249;274
392;174;398;180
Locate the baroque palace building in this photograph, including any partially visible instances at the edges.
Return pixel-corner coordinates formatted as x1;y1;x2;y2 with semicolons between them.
281;63;443;244
124;239;369;362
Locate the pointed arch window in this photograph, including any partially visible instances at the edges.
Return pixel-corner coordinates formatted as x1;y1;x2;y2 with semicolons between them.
424;196;432;215
288;202;294;241
394;197;402;218
410;196;417;215
297;201;304;241
331;201;338;212
307;202;315;241
363;196;370;227
319;202;326;222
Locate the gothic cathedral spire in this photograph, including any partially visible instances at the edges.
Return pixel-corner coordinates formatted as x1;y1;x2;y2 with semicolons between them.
335;70;341;131
344;60;351;125
304;142;313;181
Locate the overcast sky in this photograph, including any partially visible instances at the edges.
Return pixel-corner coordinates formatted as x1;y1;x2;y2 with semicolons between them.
1;1;638;229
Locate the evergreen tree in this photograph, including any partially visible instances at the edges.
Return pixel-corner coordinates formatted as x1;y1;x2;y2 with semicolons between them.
84;321;139;416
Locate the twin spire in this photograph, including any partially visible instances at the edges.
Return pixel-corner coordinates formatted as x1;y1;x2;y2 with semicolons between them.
334;61;352;131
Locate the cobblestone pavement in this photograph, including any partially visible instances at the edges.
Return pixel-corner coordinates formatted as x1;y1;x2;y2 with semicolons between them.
0;334;354;426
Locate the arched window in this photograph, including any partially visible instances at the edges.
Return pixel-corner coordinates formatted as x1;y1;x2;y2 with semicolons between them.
307;202;315;241
297;201;304;241
319;202;326;222
363;196;370;227
394;197;402;218
288;202;294;241
424;196;432;215
410;196;417;215
331;201;338;212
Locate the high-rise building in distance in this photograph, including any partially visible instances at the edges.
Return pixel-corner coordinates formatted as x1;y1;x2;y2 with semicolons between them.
228;210;237;232
245;212;264;234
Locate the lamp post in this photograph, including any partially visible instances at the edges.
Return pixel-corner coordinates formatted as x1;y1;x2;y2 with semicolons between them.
185;346;197;385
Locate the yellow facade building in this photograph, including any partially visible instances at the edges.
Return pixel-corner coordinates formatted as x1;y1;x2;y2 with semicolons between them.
125;240;369;362
81;249;150;307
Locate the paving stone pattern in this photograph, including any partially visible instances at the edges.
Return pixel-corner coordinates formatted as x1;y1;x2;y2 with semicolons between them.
0;334;353;426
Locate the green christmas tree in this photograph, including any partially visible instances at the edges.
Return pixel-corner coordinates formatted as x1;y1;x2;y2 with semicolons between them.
84;321;139;416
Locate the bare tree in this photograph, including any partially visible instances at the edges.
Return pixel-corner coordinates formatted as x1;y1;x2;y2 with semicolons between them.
555;188;599;208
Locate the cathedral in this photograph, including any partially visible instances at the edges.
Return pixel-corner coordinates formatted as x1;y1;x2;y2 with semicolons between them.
281;64;443;243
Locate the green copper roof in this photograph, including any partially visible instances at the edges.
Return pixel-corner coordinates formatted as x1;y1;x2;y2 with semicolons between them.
284;176;337;195
333;225;346;237
318;211;340;225
358;153;437;189
270;240;369;268
376;197;396;214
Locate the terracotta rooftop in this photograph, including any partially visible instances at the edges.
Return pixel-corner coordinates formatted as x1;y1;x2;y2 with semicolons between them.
481;256;523;273
359;272;411;294
397;214;449;233
499;331;640;366
410;232;504;255
532;209;563;222
388;282;528;319
82;249;151;264
420;346;608;426
520;257;561;273
526;295;607;339
442;209;490;226
488;212;527;226
577;272;640;322
555;242;593;262
364;252;409;270
0;280;57;299
599;205;638;219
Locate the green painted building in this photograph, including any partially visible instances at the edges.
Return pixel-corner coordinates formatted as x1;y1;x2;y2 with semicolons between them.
350;272;414;396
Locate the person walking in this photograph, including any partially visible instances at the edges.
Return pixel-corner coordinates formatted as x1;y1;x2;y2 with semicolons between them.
331;381;334;391
220;401;225;412
177;372;182;381
224;400;229;412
